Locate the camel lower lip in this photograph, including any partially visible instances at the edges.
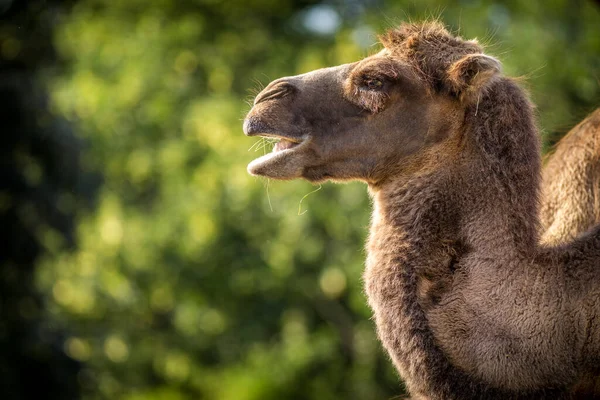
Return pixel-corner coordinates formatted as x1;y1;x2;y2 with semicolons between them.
247;148;295;175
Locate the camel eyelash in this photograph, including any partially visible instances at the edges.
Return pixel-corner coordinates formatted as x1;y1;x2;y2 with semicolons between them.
361;76;385;91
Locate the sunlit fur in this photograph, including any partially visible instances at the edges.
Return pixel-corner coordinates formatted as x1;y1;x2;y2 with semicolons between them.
541;108;600;245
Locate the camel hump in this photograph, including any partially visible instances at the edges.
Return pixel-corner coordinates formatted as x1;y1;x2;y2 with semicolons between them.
541;108;600;244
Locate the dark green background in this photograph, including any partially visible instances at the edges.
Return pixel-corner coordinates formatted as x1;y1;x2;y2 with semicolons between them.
1;0;599;398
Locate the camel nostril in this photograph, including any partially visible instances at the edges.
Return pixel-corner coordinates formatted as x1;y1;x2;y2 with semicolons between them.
254;80;297;105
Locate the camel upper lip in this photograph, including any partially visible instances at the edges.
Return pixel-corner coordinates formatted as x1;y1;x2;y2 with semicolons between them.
243;117;303;141
243;118;304;144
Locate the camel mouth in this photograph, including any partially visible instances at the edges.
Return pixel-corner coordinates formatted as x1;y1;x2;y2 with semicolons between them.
250;133;304;154
243;119;304;152
247;134;309;178
244;116;311;179
271;137;302;152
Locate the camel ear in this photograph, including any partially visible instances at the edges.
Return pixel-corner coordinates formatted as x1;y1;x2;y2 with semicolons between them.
446;54;501;101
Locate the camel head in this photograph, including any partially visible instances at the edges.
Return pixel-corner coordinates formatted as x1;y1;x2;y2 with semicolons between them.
244;22;502;184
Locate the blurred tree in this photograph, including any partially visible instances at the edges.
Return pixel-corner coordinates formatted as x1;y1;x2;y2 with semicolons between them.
0;0;89;399
21;0;600;399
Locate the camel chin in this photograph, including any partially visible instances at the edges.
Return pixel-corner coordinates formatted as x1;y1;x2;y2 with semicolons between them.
247;140;309;180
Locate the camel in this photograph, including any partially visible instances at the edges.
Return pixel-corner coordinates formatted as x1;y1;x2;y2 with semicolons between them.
243;22;600;399
541;108;600;245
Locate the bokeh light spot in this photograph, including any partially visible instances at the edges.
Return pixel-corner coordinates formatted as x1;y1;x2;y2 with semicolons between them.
65;337;92;361
100;215;123;246
302;5;341;36
164;352;191;382
104;335;129;363
174;50;198;75
319;267;347;298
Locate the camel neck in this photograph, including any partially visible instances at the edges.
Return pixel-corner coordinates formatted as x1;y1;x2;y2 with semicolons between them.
370;78;542;260
368;171;456;244
365;176;507;399
363;79;547;398
364;151;546;400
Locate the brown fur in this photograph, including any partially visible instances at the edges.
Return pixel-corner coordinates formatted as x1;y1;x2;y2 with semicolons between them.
243;22;600;399
541;109;600;245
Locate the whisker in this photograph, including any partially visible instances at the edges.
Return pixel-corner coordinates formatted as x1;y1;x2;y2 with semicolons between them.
256;139;269;153
298;184;322;215
248;138;265;152
256;138;277;152
265;178;273;212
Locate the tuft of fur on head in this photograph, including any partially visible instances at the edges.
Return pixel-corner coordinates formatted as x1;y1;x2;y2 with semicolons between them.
380;21;501;103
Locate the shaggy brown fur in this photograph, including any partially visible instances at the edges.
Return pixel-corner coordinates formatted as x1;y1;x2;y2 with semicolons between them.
541;109;600;245
243;21;600;399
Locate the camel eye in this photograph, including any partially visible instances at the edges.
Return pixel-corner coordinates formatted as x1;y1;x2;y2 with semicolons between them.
364;78;384;90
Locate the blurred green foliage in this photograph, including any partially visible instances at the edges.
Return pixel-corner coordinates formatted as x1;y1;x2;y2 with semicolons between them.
32;0;600;399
